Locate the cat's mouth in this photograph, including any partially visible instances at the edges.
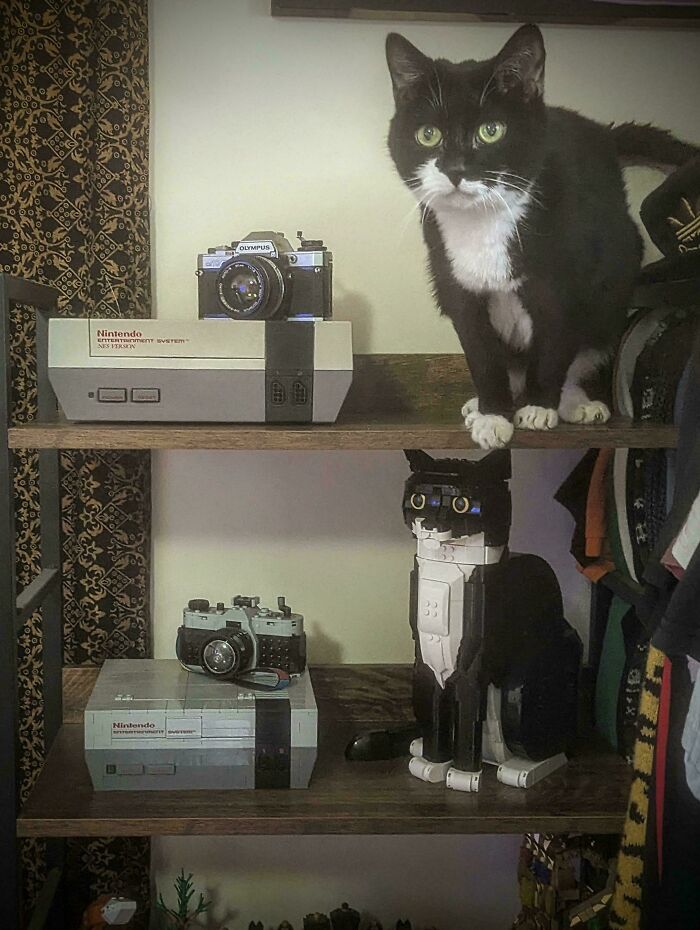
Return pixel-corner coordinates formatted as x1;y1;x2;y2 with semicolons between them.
442;187;486;208
412;161;492;211
428;180;492;211
412;518;454;545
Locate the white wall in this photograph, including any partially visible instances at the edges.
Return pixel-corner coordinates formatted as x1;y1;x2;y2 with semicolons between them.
149;2;700;927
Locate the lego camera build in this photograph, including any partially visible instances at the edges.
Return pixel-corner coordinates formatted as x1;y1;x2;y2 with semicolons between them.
176;595;307;681
196;231;332;321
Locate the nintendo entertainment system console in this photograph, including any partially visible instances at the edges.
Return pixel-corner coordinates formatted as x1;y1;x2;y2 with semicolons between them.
48;317;353;423
48;231;353;423
84;659;318;790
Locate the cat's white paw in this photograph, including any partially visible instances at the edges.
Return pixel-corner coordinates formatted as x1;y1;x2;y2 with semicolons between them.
558;400;611;425
514;405;559;431
467;413;514;450
461;397;480;428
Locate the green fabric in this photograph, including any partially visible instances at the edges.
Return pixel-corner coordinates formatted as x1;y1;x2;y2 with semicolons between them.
595;595;629;749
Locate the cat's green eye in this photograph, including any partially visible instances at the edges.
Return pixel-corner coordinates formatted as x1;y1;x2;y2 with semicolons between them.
411;493;426;509
415;125;443;148
452;496;470;514
476;121;507;145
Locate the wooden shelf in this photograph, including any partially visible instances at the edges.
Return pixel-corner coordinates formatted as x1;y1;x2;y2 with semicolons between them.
270;0;700;27
7;417;678;451
17;666;631;838
9;355;677;449
9;353;678;451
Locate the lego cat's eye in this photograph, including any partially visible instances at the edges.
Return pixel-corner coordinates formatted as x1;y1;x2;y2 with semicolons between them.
411;493;426;509
476;121;507;144
415;125;443;148
452;496;470;513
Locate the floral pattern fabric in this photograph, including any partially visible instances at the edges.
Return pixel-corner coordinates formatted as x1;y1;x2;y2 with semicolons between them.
1;2;152;924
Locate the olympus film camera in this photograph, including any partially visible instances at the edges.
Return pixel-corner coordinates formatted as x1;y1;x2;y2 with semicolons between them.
176;595;307;681
197;231;332;321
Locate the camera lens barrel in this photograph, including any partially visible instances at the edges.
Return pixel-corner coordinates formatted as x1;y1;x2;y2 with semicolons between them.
216;256;285;320
200;629;255;679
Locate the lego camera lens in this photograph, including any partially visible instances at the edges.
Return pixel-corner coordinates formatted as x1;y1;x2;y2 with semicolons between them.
200;629;254;679
217;257;284;320
202;639;237;676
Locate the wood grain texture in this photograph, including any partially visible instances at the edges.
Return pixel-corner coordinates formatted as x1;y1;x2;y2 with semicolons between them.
19;666;630;838
8;418;678;452
9;354;678;449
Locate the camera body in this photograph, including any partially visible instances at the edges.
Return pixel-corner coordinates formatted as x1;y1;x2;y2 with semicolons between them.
176;595;306;681
197;231;332;322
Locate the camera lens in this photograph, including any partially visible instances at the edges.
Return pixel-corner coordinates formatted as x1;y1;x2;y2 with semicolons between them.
229;270;260;308
200;629;254;679
202;639;236;675
216;257;285;320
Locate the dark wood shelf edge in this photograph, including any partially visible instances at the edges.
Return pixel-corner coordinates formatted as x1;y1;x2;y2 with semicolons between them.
270;0;700;27
17;812;626;838
7;419;678;451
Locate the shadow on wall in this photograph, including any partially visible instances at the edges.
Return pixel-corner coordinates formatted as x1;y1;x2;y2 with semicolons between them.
334;283;375;349
308;624;344;665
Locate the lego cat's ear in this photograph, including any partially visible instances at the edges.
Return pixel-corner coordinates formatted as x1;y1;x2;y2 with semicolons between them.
476;449;511;481
404;449;434;472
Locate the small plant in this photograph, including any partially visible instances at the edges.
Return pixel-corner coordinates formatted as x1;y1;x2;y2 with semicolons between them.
157;869;211;929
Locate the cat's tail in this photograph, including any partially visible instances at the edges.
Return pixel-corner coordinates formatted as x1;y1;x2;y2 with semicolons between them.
609;121;700;169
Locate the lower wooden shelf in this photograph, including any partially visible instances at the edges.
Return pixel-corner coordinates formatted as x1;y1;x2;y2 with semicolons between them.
17;666;631;838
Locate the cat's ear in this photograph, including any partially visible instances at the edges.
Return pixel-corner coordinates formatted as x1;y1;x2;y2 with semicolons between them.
491;24;545;103
386;33;432;102
404;449;434;472
476;449;511;482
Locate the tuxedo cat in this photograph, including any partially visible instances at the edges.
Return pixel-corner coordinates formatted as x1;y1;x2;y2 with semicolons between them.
385;25;698;449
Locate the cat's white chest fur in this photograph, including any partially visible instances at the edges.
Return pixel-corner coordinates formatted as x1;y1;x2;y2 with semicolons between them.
434;195;526;294
433;192;532;350
487;290;532;351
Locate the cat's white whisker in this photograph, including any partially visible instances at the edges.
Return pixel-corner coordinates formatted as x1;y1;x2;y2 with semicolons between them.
479;72;496;107
484;173;545;210
397;186;440;243
490;187;523;253
433;68;445;111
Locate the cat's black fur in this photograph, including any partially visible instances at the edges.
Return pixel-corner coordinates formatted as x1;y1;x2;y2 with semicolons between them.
385;25;698;448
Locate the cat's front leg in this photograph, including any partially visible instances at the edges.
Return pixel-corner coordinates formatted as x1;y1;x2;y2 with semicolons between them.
515;294;576;432
448;305;515;450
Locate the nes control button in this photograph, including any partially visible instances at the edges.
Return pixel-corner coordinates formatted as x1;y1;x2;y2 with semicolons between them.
97;387;127;403
115;763;144;775
131;388;161;403
145;763;175;775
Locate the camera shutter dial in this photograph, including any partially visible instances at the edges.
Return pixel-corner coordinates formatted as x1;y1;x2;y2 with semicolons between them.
200;629;255;679
216;256;285;320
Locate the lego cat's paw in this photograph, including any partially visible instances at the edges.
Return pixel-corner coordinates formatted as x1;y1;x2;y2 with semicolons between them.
446;767;481;792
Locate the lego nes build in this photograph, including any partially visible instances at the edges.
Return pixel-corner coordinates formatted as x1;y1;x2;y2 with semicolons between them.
48;318;353;422
84;660;318;790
